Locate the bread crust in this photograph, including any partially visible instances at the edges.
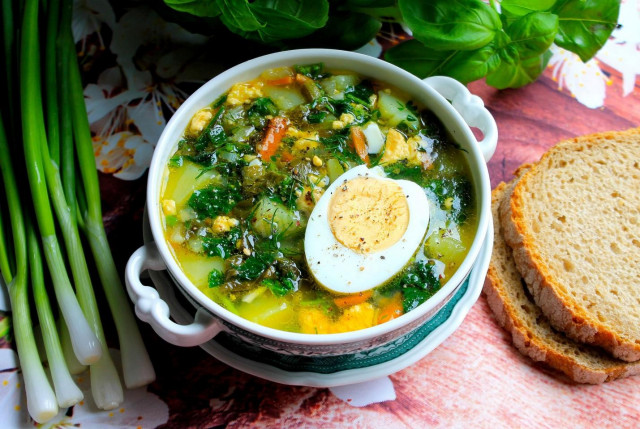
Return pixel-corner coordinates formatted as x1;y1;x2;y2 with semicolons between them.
499;128;640;362
485;179;640;383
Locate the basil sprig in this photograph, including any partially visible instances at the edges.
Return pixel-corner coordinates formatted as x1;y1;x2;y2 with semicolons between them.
163;0;620;89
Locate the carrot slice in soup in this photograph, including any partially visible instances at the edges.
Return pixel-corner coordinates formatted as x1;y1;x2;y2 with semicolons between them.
334;290;373;308
377;293;403;324
259;117;289;160
350;126;370;165
267;76;294;86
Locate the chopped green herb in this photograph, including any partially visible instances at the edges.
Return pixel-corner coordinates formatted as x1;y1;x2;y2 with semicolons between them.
202;227;242;258
248;97;279;117
234;255;271;281
165;215;178;227
213;95;227;108
169;155;184;168
294;63;325;79
208;269;225;288
187;181;243;219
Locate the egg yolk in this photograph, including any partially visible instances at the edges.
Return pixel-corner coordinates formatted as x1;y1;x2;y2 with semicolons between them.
328;177;409;254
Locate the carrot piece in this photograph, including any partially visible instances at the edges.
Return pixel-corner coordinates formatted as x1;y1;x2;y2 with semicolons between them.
334;290;373;309
280;151;294;163
350;126;370;165
259;117;289;160
267;76;294;86
377;293;403;324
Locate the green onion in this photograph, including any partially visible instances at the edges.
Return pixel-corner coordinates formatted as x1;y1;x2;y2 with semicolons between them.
45;0;61;163
66;17;156;389
28;221;84;408
20;0;101;366
0;107;58;424
59;317;88;375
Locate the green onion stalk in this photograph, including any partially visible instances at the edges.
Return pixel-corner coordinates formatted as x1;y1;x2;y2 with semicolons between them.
20;0;102;366
57;0;76;218
59;318;88;375
0;113;58;423
28;221;84;408
40;109;124;410
66;29;156;389
45;0;61;164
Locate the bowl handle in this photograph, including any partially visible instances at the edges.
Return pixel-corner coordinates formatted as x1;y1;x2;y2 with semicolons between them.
125;243;223;347
423;76;498;162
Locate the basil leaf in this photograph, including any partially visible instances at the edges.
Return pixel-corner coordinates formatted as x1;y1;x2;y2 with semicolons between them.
340;0;396;6
437;43;501;84
292;12;381;50
163;0;221;17
216;0;264;32
398;0;502;51
385;40;455;78
487;50;552;89
500;0;557;19
506;12;559;59
484;13;557;89
218;0;329;43
552;0;620;62
385;39;500;84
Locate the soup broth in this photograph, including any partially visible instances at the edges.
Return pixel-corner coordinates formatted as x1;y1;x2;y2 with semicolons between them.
160;64;477;334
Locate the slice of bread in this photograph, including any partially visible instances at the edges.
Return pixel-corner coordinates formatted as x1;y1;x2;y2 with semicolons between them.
485;176;640;383
499;128;640;361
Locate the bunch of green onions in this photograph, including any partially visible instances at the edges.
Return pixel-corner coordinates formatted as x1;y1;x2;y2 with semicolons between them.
0;0;155;423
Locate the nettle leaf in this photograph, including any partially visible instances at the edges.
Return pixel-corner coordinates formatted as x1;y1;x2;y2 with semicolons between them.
398;0;502;51
218;0;329;43
385;39;500;84
500;0;557;19
164;0;221;17
552;0;620;62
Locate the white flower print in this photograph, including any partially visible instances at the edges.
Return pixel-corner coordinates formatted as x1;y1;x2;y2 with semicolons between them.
548;0;640;108
0;348;169;428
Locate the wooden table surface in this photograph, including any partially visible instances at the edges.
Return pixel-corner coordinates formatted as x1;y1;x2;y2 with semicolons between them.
1;3;639;427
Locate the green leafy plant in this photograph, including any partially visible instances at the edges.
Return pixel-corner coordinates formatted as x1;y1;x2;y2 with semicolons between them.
163;0;620;89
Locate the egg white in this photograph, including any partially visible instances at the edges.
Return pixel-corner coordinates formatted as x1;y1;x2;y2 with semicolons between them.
304;165;430;294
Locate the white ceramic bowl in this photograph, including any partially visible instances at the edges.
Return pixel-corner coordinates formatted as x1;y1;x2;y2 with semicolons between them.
125;49;497;357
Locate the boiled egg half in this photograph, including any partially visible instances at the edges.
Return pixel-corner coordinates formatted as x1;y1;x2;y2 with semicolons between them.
305;165;429;294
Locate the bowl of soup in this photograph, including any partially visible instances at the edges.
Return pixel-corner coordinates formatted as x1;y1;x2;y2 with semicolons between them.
125;49;497;357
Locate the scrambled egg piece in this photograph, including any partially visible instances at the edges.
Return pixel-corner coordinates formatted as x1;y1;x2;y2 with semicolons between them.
339;113;355;125
287;127;320;154
162;199;176;216
227;82;264;106
299;308;334;334
298;303;376;334
335;303;376;333
379;129;431;168
187;109;213;137
212;216;239;233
